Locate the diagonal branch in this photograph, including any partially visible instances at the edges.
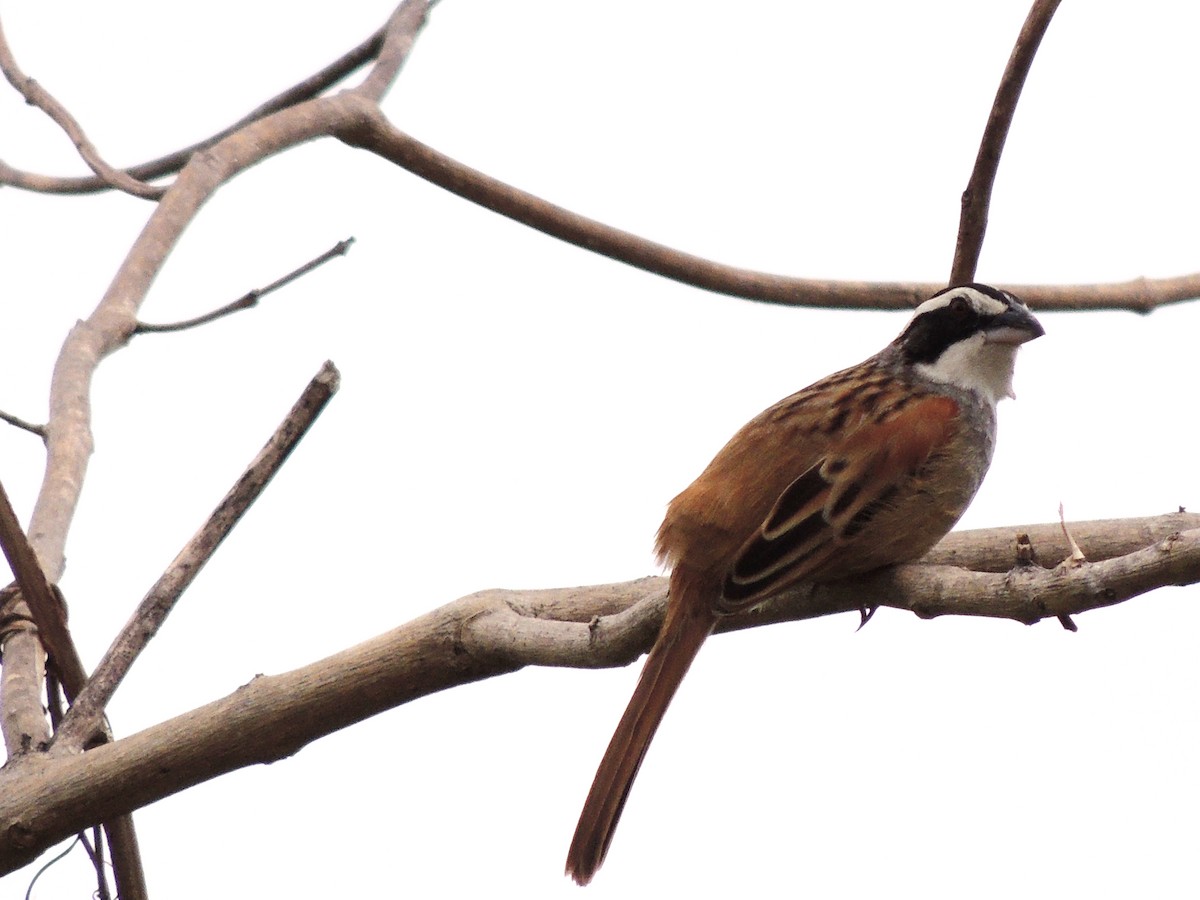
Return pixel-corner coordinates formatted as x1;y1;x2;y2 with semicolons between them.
0;494;148;898
0;482;87;697
52;362;341;752
950;0;1063;283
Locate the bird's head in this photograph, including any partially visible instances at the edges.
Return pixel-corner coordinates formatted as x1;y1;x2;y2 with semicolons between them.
896;283;1044;403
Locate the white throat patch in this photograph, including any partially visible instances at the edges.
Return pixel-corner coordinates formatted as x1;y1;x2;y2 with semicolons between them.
915;331;1020;404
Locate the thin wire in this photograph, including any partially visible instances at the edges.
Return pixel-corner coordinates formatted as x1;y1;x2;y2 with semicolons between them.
24;835;81;900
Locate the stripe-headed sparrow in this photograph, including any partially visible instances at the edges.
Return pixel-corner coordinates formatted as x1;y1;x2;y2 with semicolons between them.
566;283;1044;884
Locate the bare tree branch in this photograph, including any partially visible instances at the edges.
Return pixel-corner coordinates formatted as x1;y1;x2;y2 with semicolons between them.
0;16;162;199
920;512;1200;571
0;486;148;898
0;482;87;697
0;27;386;194
53;362;340;752
6;2;1193;317
27;99;363;585
950;0;1063;284
102;817;146;900
134;239;355;334
0;2;1193;891
0;10;431;895
0;409;45;439
0;604;48;756
81;827;112;900
1;512;1196;871
346;116;1200;313
353;0;430;102
23;14;428;587
0;8;430;891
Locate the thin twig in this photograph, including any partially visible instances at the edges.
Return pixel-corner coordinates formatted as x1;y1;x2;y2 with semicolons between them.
349;116;1200;313
0;409;45;439
1053;502;1086;630
81;826;112;900
1057;502;1087;562
0;17;162;200
950;0;1063;284
0;28;385;194
45;670;64;729
135;238;355;334
51;362;341;752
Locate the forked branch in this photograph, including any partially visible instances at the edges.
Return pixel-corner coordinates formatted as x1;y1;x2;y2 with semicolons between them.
0;27;387;194
0;18;161;199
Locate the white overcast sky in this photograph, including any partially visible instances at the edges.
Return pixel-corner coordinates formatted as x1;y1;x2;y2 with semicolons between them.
2;2;1200;898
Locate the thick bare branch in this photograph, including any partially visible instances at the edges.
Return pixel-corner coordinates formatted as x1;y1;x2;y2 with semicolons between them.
467;520;1200;653
951;0;1063;283
1;513;1195;870
347;114;1200;313
921;512;1200;571
52;362;341;752
769;528;1200;626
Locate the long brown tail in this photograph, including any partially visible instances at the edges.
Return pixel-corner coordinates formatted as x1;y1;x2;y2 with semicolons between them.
565;577;717;885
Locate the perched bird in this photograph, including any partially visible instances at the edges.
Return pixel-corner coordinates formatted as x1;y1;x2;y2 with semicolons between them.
565;283;1044;884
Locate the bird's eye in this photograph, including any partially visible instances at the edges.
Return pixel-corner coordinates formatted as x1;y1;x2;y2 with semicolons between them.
949;296;970;316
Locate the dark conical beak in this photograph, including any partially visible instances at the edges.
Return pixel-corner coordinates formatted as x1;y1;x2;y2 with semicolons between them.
985;302;1044;346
